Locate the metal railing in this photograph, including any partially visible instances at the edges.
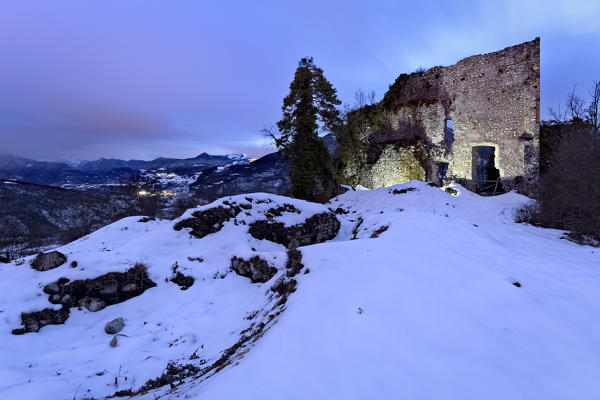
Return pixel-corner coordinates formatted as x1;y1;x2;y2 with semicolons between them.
477;178;502;196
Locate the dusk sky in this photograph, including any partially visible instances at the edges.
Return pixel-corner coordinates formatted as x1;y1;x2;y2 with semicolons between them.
1;0;599;161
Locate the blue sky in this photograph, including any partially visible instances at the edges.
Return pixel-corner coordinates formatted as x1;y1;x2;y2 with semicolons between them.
1;0;599;161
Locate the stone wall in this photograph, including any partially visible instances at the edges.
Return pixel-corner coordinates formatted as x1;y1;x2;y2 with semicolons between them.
345;38;540;195
359;145;426;188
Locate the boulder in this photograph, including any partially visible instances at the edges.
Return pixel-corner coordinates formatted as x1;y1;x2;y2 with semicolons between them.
231;256;277;283
105;317;125;334
30;251;67;271
80;297;106;312
121;283;138;292
100;281;119;295
43;282;60;294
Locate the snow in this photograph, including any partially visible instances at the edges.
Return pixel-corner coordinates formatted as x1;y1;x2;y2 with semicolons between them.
226;154;246;160
0;193;330;399
57;158;86;168
1;181;600;399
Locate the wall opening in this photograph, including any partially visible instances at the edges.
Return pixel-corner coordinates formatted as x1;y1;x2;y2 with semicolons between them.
444;119;454;142
437;162;449;182
473;146;502;193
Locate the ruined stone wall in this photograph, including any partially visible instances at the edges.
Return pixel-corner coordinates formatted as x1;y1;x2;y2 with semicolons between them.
347;38;540;195
359;145;426;188
443;38;540;193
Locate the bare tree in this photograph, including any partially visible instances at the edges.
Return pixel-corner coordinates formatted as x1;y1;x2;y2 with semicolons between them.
367;90;377;105
548;104;566;123
567;86;586;119
353;89;367;109
549;85;586;122
261;125;277;146
353;89;377;109
587;80;600;133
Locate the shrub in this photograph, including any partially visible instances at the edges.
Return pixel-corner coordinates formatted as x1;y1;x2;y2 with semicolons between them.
514;202;541;225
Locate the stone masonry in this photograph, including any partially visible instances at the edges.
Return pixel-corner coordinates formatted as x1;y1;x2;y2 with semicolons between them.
346;38;540;195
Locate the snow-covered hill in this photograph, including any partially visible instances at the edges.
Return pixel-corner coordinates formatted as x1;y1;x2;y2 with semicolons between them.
1;181;599;400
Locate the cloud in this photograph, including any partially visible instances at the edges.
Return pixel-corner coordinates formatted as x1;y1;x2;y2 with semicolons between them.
0;103;180;160
56;104;170;138
0;0;598;160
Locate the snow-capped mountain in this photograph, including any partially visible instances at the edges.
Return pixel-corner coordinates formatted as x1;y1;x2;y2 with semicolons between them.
0;153;248;186
1;181;599;399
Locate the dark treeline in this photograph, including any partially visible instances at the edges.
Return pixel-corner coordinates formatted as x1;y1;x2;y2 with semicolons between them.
521;81;600;243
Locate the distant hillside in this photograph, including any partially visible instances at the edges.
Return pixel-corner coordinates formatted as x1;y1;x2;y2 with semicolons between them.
77;152;238;172
0;180;142;256
189;135;337;202
190;152;290;202
0;140;340;254
0;152;241;186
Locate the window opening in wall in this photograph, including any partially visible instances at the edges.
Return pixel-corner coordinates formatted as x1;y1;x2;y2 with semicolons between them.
437;162;449;182
444;119;454;142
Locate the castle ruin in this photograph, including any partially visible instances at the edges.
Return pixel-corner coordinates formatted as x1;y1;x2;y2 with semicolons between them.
338;38;540;195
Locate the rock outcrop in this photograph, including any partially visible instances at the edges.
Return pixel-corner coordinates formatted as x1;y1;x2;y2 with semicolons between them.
13;264;155;334
45;263;156;308
174;204;242;238
11;306;70;335
271;276;297;296
248;212;340;248
170;272;195;290
30;251;67;271
231;256;277;283
284;248;304;277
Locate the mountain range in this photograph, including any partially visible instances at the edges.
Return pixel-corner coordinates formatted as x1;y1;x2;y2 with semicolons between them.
0;152;244;186
0;135;337;256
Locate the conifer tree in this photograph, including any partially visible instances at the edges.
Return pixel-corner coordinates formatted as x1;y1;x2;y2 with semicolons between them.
274;57;341;201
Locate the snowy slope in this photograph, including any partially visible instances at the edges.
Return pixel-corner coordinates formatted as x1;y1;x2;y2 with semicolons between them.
172;183;600;400
1;181;600;399
0;193;329;399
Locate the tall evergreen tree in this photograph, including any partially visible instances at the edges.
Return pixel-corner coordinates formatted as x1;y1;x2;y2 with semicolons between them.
274;57;341;201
